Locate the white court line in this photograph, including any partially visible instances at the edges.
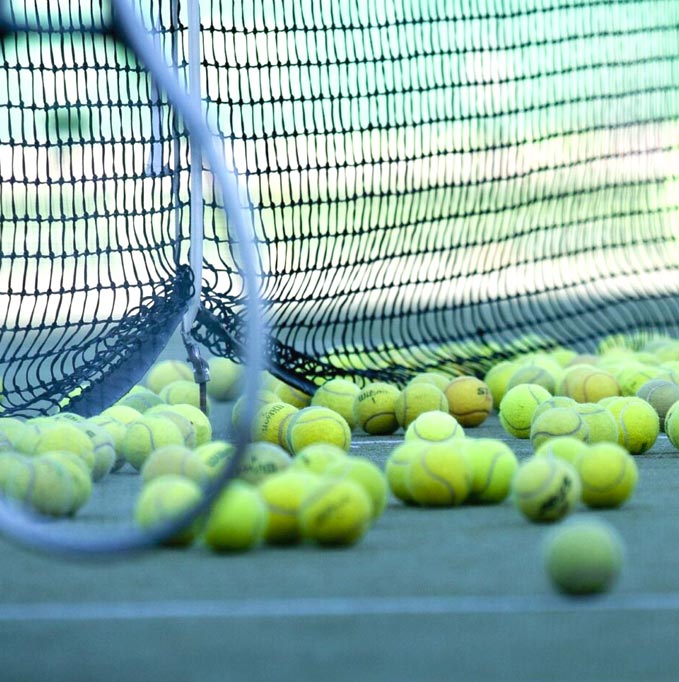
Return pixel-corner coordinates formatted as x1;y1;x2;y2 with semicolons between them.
1;593;679;622
351;440;400;446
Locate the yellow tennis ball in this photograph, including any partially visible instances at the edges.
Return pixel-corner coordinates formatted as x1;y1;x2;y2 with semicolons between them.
558;365;620;403
100;405;143;425
203;481;268;552
443;376;494;427
484;360;521;406
543;518;624;595
292;443;347;475
41;451;92;514
576;443;638;508
299;478;372;546
145;360;193;394
404;411;465;443
530;396;577;424
310;379;360;429
160;404;212;446
574;403;619;444
134;474;204;546
144;406;198;448
141;445;210;486
206;357;243;402
275;382;312;409
605;397;659;454
325;455;388;519
534;437;590;467
511;456;581;523
394;383;448;430
0;418;25;449
549;347;578;367
407;372;451;392
231;390;280;430
236;442;292;484
506;364;557;394
636;380;679;430
462;439;518;504
499;384;552;438
258;470;320;545
116;389;165;414
121;416;185;471
385;441;429;504
618;366;667;396
87;415;127;472
252;402;298;449
159;380;211;414
354;382;401;435
16;422;96;474
406;443;472;507
193;440;234;480
75;422;116;481
285;406;352;455
529;407;589;450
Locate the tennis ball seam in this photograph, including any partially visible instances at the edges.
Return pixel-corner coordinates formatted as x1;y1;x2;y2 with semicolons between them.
474;450;503;497
514;459;559;500
580;456;630;493
418;456;456;504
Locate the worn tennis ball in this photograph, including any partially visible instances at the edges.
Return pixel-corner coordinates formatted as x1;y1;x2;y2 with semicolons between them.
252;402;298;449
0;418;25;450
206;357;243;402
116;388;165;414
310;378;360;429
121;416;185;471
258;470;320;545
159;380;211;414
141;445;210;486
484;361;521;406
285;406;352;455
499;384;553;438
404;411;465;443
76;422;116;481
530;407;589;450
87;414;128;472
275;382;312;409
534;437;590;467
15;422;96;474
406;443;472;507
636;380;679;430
160;404;212;446
463;438;518;504
385;441;429;504
506;364;557;394
443;376;494;427
558;365;620;403
354;382;401;435
134;474;204;546
574;403;619;444
531;396;578;424
576;443;638;508
394;383;448;430
41;451;93;514
325;455;388;519
193;440;234;480
605;397;659;454
144;406;198;448
231;389;280;430
292;443;347;475
100;405;143;425
299;478;372;546
618;365;668;397
203;481;268;552
407;372;452;392
512;456;581;523
145;360;193;394
236;442;292;484
544;519;624;595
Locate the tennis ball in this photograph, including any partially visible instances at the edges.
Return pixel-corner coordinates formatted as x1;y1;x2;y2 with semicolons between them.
206;357;243;402
636;380;679;430
76;422;116;481
16;423;96;474
558;366;620;403
236;442;292;484
530;407;589;450
101;405;143;425
499;384;552;438
617;365;666;397
159;380;211;414
146;360;193;394
385;441;429;504
406;443;472;507
531;396;578;424
605;397;659;454
576;443;638;508
394;384;448;429
506;364;557;394
574;403;619;444
443;376;494;427
512;456;581;523
292;443;347;475
160;404;212;446
231;389;280;430
252;402;298;449
258;470;320;545
41;451;92;514
275;382;312;409
310;378;360;429
87;415;127;472
121;416;185;471
0;418;25;449
463;438;518;504
299;478;372;546
549;347;578;367
141;445;210;486
484;361;521;406
144;406;198;448
116;389;165;414
544;519;624;595
407;372;451;392
134;474;204;546
354;382;401;435
325;455;388;519
404;411;465;443
203;481;268;552
535;437;590;466
193;440;234;480
285;406;352;454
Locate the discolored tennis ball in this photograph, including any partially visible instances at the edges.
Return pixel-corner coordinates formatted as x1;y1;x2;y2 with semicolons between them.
404;411;465;443
484;361;521;407
506;364;557;394
144;406;198;448
385;441;429;504
325;455;388;519
462;438;518;504
511;456;581;523
145;359;193;394
231;389;280;430
407;372;452;393
636;380;679;430
575;443;638;508
121;416;185;471
543;519;624;595
252;402;298;449
406;443;472;507
160;404;212;446
203;481;268;552
558;366;620;403
499;384;552;439
574;403;619;444
535;437;590;467
299;478;372;546
87;414;127;472
134;474;204;546
116;388;165;414
530;407;589;450
292;443;347;475
236;442;292;484
41;451;92;514
531;396;578;424
354;382;401;435
141;445;210;486
285;406;352;455
310;378;360;430
443;376;494;427
76;422;116;481
617;365;667;397
159;380;211;415
394;383;448;429
100;405;143;425
275;382;312;409
605;397;659;454
193;440;234;480
206;357;243;402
